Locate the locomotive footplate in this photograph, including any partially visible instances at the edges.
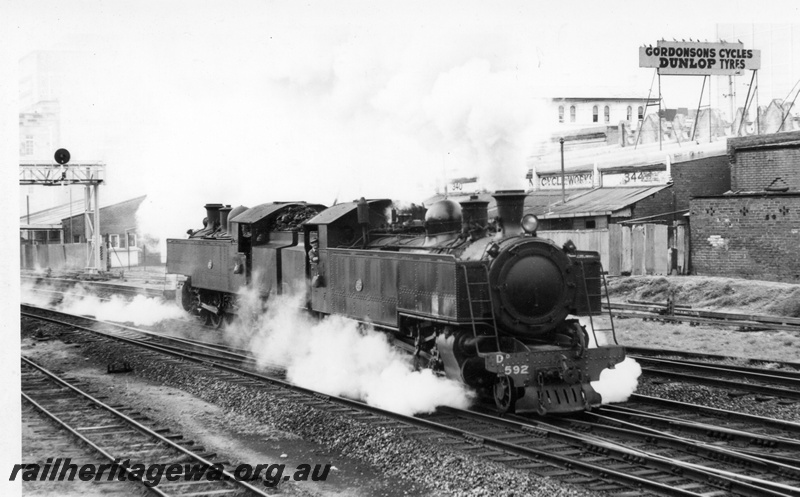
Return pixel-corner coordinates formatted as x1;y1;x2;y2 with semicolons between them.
484;345;627;414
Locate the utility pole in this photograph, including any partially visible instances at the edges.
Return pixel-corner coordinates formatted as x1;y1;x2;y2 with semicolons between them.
559;138;566;203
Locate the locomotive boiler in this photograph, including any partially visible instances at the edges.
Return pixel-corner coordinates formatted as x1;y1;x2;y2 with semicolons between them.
166;191;626;414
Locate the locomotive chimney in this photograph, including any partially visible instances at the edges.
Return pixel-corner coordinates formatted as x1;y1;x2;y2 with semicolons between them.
204;203;224;231
460;195;489;238
218;205;232;234
492;190;527;237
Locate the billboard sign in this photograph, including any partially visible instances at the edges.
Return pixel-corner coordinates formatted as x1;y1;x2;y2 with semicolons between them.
537;172;595;190
639;41;760;76
602;169;669;187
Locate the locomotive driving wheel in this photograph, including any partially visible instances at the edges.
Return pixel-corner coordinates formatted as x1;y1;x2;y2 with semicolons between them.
189;290;206;324
494;375;518;414
206;292;224;329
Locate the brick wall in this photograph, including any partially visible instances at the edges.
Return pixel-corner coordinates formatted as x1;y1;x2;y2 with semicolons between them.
728;131;800;190
631;155;731;220
690;193;800;282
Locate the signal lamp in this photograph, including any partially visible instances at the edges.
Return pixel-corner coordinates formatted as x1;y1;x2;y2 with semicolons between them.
521;214;539;234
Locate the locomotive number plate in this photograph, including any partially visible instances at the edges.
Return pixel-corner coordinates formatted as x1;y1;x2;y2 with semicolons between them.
486;353;531;380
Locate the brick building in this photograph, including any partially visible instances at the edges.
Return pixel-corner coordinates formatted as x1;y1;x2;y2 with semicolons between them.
532;146;731;229
690;131;800;282
629;155;732;222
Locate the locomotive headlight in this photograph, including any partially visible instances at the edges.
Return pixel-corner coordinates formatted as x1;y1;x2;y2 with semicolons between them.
521;214;539;234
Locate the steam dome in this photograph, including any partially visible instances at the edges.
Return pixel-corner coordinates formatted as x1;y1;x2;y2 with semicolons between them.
424;199;462;235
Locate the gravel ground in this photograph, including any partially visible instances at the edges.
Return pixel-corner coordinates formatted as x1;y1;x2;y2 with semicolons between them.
637;377;800;423
21;318;603;497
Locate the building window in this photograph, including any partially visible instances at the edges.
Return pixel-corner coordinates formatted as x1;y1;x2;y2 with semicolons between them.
592;106;598;123
127;233;137;248
109;234;120;248
23;135;34;156
558;105;564;123
604;106;610;123
553;218;573;230
586;220;596;229
638;106;644;120
627;106;632;121
570;105;576;122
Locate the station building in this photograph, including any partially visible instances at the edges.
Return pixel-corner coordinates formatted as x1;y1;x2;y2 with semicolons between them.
20;195;156;271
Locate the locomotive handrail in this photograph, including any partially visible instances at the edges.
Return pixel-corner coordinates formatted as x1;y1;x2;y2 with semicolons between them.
577;259;619;346
600;269;620;345
460;264;501;353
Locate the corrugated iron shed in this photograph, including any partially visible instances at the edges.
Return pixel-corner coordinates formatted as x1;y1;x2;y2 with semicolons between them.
539;186;669;219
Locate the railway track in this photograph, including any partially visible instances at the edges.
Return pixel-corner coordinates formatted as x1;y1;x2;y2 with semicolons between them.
21;356;270;497
634;355;800;402
627;347;800;371
21;274;165;299
605;301;800;332
20;303;800;496
597;395;800;467
428;406;800;497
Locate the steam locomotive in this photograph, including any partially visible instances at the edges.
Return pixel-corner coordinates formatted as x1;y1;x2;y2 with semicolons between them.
166;191;626;414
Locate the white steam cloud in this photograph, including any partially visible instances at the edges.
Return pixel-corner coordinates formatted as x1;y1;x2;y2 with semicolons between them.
574;315;642;404
591;357;642;404
229;290;474;416
21;280;184;326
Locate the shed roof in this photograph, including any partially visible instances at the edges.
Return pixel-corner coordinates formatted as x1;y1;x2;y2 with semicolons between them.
423;190;593;217
21;196;147;229
539;186;670;219
21;200;86;227
60;195;146;224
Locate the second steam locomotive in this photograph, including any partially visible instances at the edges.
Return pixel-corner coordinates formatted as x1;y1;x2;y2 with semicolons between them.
166;190;626;414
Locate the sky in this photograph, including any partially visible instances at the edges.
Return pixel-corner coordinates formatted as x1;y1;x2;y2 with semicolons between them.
7;1;777;242
1;2;798;494
8;2;799;235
